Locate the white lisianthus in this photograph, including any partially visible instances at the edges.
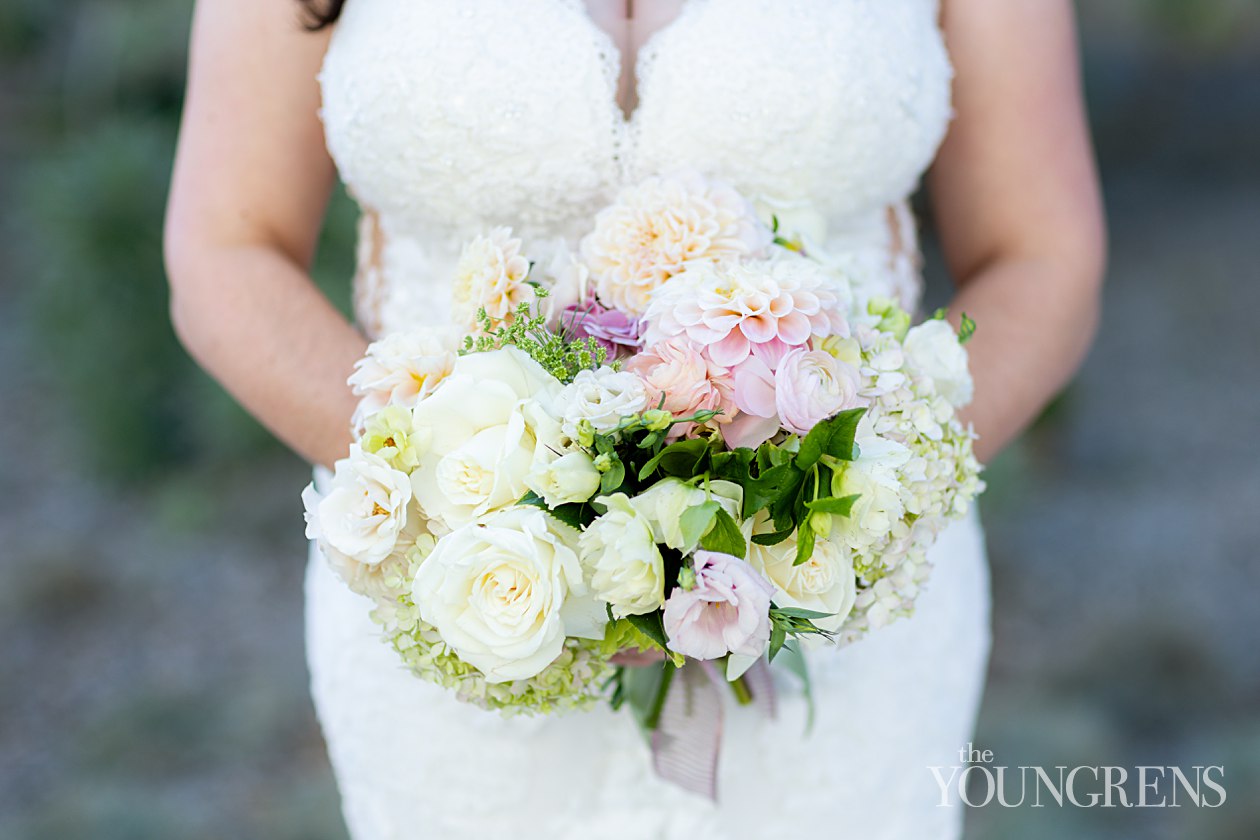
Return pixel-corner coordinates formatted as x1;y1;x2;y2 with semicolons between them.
579;494;665;617
411;507;605;683
526;451;601;508
631;477;743;552
302;447;413;565
555;366;649;441
903;319;973;408
347;326;461;428
410;347;566;530
452;226;535;329
529;237;591;327
747;513;856;633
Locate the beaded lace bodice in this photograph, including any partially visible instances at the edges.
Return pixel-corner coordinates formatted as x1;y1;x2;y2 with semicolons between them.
319;0;953;338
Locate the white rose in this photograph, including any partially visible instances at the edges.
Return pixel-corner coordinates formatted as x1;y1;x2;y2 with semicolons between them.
302;447;413;565
748;513;856;633
555;366;649;440
632;477;743;552
412;507;605;683
347;326;461;428
579;494;665;617
526;451;601;507
410;347;565;530
452;226;535;329
903;319;973;408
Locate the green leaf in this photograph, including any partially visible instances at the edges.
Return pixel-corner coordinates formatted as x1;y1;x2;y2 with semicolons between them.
547;503;590;531
959;312;977;344
776;644;816;733
931;307;948;321
804;494;860;517
517;490;547;509
768;624;788;661
679;500;721;550
699;507;746;558
796;408;866;468
637;436;711;481
751;526;794;546
771;606;835;621
626;611;669;652
599;458;625;495
793;520;816;566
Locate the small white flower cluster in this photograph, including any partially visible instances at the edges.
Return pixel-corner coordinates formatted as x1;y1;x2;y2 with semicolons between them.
820;314;984;644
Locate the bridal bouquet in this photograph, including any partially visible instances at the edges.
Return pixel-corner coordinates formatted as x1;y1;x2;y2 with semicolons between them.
303;171;983;720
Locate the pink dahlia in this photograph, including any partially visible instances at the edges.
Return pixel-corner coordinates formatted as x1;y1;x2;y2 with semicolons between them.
642;257;851;369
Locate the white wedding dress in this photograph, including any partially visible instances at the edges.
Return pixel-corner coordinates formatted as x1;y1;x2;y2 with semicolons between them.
306;1;992;837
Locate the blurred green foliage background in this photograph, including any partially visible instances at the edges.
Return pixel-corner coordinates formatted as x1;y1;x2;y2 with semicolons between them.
0;2;1258;839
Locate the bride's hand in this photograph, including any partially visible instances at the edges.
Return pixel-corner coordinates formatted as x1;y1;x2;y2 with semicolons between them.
610;648;667;667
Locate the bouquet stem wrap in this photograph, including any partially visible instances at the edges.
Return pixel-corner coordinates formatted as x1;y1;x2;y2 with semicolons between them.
648;658;777;800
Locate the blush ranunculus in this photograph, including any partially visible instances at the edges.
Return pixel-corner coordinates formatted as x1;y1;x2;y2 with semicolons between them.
625;338;737;435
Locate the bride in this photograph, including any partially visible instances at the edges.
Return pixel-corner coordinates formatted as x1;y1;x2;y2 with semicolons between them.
164;1;1105;837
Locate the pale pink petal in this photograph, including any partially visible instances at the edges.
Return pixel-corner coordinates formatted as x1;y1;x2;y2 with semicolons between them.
722;411;781;450
708;331;751;367
776;311;813;345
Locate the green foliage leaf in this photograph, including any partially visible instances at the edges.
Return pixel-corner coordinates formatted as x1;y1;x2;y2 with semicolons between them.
699;507;746;558
637;436;711;481
776;645;816;732
796;408;866;468
751;526;794;546
804;494;860;517
794;520;816;566
626;611;669;652
679;500;721;550
599;457;625;495
959;312;977;344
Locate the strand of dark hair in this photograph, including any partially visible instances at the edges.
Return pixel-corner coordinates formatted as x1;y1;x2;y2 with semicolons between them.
298;0;345;30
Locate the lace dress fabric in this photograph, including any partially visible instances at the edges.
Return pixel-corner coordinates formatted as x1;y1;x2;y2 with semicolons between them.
309;1;990;837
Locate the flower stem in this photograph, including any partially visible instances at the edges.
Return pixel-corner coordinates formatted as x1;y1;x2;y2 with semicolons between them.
643;660;676;730
730;674;753;705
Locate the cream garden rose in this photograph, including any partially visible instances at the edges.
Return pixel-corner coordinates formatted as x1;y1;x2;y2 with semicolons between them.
748;513;857;633
410;347;565;530
579;493;665;617
451;226;535;329
302;447;413;566
347;326;461;428
412;507;605;683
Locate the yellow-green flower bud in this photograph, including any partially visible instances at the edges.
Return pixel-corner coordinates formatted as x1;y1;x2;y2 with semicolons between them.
809;510;833;539
593;453;614;473
642;409;672;431
575;418;596;448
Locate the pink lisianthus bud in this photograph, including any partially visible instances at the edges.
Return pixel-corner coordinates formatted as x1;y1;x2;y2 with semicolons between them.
663;551;775;661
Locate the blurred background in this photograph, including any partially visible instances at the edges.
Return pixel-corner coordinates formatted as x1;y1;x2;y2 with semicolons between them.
1;1;1257;837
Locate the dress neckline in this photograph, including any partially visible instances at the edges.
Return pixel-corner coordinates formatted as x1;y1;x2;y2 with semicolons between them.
565;0;703;128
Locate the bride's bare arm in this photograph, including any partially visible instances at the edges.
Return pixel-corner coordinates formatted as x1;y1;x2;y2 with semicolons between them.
164;0;365;469
930;0;1107;463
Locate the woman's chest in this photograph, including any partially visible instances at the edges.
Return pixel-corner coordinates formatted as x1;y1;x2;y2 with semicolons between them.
320;0;952;238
